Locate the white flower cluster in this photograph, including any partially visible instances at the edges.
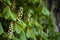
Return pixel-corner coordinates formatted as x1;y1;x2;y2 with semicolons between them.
16;7;23;21
8;21;13;37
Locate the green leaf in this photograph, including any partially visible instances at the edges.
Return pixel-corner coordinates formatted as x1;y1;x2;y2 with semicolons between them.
42;6;50;16
29;9;34;14
28;0;35;3
39;0;42;5
28;0;39;4
29;21;34;27
19;32;27;40
3;6;16;21
6;0;11;6
26;29;36;40
48;27;54;36
26;29;31;38
3;6;10;19
17;20;26;29
3;0;11;6
14;23;21;34
12;37;19;40
0;0;11;6
35;21;39;27
14;22;24;34
29;18;35;27
0;23;4;35
32;27;40;36
42;32;48;40
10;13;17;21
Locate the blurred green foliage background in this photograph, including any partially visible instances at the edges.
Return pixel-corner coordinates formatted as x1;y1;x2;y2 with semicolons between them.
0;0;59;40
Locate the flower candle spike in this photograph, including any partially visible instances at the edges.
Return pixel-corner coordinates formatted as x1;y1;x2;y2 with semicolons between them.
8;21;14;38
16;7;23;21
27;13;31;21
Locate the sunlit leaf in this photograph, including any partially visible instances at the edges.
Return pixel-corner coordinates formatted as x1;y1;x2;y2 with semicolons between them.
17;20;26;29
14;23;21;34
14;22;24;34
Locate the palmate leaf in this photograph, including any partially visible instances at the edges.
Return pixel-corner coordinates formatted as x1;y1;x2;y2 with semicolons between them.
10;13;17;21
19;32;27;40
2;6;16;21
0;23;4;35
32;27;40;36
35;21;39;27
29;19;35;27
26;29;31;38
14;22;25;34
16;20;27;29
26;29;36;40
14;23;21;34
41;32;48;40
2;6;10;19
42;6;50;16
12;36;19;40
